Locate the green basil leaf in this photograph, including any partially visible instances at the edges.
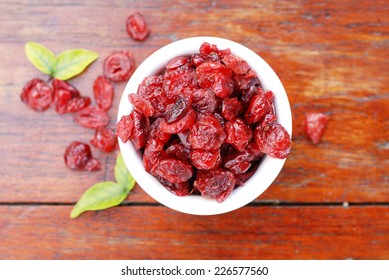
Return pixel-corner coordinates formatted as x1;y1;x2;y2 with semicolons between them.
70;181;128;218
115;152;136;192
25;42;55;75
53;49;98;80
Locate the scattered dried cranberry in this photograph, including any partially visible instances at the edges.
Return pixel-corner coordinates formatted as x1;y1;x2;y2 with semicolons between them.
103;51;135;82
73;106;110;129
126;12;150;41
90;126;117;152
118;42;292;202
93;76;114;111
304;112;329;144
20;78;53;111
64;141;101;171
52;79;90;114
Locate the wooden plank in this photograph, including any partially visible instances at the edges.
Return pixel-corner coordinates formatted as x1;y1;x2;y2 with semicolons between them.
0;205;388;259
0;0;388;203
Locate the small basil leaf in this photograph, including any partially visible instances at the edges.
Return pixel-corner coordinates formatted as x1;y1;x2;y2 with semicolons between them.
53;49;98;80
115;152;136;192
70;181;128;218
25;42;55;75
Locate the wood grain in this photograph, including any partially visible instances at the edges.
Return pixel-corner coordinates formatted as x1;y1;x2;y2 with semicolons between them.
0;0;387;204
1;205;389;260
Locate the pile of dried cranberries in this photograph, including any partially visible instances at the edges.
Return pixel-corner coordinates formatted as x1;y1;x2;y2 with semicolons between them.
117;42;292;202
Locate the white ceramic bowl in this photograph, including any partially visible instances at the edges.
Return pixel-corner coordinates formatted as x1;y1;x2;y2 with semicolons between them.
118;36;292;215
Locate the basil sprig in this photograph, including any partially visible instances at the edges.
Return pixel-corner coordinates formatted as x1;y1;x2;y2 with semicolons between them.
25;42;98;80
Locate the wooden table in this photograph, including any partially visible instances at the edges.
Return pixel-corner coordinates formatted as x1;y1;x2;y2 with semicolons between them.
0;0;388;260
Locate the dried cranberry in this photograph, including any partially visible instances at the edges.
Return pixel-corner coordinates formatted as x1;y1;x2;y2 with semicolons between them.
52;79;80;99
20;78;53;111
225;118;252;151
103;51;135;82
128;110;150;150
144;142;168;172
152;159;193;183
194;168;236;202
177;129;192;149
304;112;329;144
64;141;101;171
146;118;171;151
166;56;189;69
221;53;250;75
157;176;190;196
190;149;221;170
160;109;196;134
137;75;167;116
188;114;226;150
244;93;271;124
164;95;192;124
191;89;216;113
128;93;155;116
90;126;117;152
65;96;91;113
191;54;204;67
116;114;134;143
126;12;150;41
166;143;191;162
199;42;219;57
222;97;243;121
163;68;197;100
73;106;110;129
93;76;114;111
254;122;291;159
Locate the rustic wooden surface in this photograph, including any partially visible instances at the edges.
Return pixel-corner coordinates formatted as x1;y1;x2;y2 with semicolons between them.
0;0;388;259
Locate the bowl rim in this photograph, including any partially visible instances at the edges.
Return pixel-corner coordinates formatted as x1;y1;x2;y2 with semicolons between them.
117;36;292;215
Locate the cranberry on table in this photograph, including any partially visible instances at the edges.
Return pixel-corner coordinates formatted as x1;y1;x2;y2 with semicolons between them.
126;12;150;41
103;51;135;82
64;141;101;171
73;106;110;129
93;76;114;111
304;112;329;144
20;78;53;111
90;126;117;153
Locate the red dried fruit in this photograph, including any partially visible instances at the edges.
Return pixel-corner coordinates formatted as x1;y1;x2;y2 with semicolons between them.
177;129;192;149
222;97;243;121
103;51;135;82
73;106;110;129
163;68;197;100
199;42;219;56
65;96;91;113
166;143;191;162
157;176;190;196
225;118;252;151
64;141;101;171
196;61;232;91
166;56;190;69
152;159;193;183
93;76;114;111
191;54;205;67
244;93;271;124
137;75;167;117
128;93;154;116
126;12;150;41
90;126;117;152
20;78;53;111
52;79;80;99
128;110;150;150
188;114;226;150
254;122;291;159
194;168;236;202
161;109;196;134
190;149;221;170
304;112;329;144
191;89;217;114
221;53;250;75
116;114;134;143
144;143;168;172
164;95;192;124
